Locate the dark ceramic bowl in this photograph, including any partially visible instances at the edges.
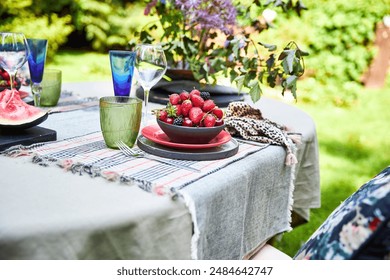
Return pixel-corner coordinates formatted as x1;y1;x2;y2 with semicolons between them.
157;119;225;144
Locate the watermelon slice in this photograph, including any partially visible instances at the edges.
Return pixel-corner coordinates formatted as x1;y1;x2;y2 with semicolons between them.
0;89;48;130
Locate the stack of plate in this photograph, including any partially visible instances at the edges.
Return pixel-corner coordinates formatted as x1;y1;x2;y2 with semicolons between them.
137;124;239;161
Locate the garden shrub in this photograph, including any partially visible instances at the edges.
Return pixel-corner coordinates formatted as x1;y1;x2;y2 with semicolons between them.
260;0;390;105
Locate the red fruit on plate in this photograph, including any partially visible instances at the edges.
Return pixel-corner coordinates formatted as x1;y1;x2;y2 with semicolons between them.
190;94;204;108
190;89;201;96
203;114;216;127
1;71;10;80
158;110;168;121
189;107;204;125
165;117;174;124
174;104;182;116
202;99;215;112
179;91;190;102
169;93;181;105
183;117;193;127
215;118;224;126
212;107;224;119
181;100;193;117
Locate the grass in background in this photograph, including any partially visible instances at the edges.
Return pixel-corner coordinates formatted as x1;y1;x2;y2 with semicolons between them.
274;86;390;256
52;50;389;257
48;50;111;82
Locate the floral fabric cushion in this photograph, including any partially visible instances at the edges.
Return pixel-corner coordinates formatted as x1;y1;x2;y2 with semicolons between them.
294;166;390;260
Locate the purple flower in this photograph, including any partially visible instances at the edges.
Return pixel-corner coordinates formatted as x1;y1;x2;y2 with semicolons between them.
175;0;237;34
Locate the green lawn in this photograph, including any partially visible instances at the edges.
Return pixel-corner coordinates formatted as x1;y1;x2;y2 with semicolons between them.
274;85;390;256
48;50;111;82
49;50;390;257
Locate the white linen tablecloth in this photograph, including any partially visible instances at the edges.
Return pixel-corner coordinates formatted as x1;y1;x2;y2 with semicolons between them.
0;82;320;259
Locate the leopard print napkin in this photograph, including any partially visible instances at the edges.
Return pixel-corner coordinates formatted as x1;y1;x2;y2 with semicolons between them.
224;102;300;165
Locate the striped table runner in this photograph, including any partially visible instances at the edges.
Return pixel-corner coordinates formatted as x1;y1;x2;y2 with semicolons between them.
4;131;268;195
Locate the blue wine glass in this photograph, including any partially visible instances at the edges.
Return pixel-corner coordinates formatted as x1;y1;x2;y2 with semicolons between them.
109;50;136;97
27;38;48;106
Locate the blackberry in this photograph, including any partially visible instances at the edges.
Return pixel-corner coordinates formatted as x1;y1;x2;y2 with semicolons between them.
173;116;183;126
200;91;211;100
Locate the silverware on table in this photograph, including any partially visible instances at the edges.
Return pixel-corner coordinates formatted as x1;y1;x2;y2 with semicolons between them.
116;141;201;173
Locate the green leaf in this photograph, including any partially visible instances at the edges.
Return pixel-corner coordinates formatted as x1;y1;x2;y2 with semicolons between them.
258;42;277;51
266;54;275;71
283;49;296;73
249;80;262;103
286;75;297;87
234;75;245;93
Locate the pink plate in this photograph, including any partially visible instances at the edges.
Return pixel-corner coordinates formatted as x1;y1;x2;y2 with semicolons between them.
141;124;231;149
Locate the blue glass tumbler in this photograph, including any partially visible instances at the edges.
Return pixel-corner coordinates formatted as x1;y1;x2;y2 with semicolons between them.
109;50;136;97
27;38;48;106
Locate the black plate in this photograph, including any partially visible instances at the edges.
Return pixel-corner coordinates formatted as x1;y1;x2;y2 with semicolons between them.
0;112;49;132
0;126;57;151
136;80;246;106
137;135;239;161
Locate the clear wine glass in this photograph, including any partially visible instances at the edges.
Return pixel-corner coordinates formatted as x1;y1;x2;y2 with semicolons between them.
135;44;167;126
0;32;29;94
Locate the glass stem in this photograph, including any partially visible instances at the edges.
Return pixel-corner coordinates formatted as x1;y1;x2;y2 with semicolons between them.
9;72;14;91
143;88;150;127
31;82;42;107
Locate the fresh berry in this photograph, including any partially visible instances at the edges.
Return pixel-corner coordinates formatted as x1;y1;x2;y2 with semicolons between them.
189;107;204;125
212;107;224;119
200;91;210;100
181;100;193;117
190;94;204;108
203;114;216;127
173;116;183;126
158;110;168;121
190;89;201;96
215;118;224;126
183;117;193;127
169;93;181;105
165;117;174;124
202;99;215;112
179;91;190;102
1;71;10;80
173;104;182;116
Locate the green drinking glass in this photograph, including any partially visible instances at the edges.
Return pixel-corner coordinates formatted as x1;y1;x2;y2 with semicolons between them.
40;69;62;107
99;96;142;149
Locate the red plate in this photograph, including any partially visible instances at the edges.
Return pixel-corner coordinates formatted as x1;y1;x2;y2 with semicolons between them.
141;124;231;149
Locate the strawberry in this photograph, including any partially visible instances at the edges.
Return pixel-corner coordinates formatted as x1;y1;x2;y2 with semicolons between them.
169;93;181;105
165;117;174;124
1;71;9;80
183;117;193;127
212;107;224;119
181;100;193;117
202;99;215;112
173;104;182;116
190;89;201;96
158;110;168;121
203;114;216;127
179;91;190;102
189;107;204;125
190;94;204;108
215;118;224;126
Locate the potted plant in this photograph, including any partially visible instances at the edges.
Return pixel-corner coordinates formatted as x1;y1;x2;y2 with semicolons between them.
130;0;308;103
